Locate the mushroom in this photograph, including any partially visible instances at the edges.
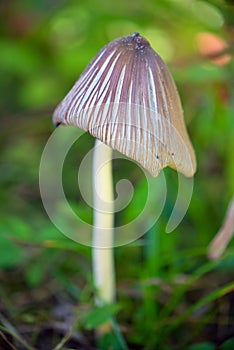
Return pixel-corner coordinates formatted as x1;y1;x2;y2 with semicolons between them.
53;32;196;321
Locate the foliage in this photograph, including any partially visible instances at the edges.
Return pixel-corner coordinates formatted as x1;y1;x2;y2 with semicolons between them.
0;0;234;349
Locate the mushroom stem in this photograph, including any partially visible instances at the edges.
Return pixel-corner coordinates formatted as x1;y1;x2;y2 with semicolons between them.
92;139;115;306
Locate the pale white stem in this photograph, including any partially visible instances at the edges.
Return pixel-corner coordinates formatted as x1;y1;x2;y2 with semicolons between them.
208;197;234;260
92;139;115;305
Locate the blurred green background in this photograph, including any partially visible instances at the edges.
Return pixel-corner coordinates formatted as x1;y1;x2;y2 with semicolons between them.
0;0;234;349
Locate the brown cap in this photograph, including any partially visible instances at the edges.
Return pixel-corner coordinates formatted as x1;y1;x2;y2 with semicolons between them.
53;33;196;177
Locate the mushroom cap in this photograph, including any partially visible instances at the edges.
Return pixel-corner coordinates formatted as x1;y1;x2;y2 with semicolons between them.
53;33;196;177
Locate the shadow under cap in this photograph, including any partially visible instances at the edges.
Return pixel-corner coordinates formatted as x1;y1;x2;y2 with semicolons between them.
53;33;196;178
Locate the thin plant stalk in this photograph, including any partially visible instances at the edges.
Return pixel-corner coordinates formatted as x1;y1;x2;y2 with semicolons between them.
92;139;115;309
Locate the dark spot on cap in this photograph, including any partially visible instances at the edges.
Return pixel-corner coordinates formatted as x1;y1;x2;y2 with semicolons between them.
126;32;150;51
